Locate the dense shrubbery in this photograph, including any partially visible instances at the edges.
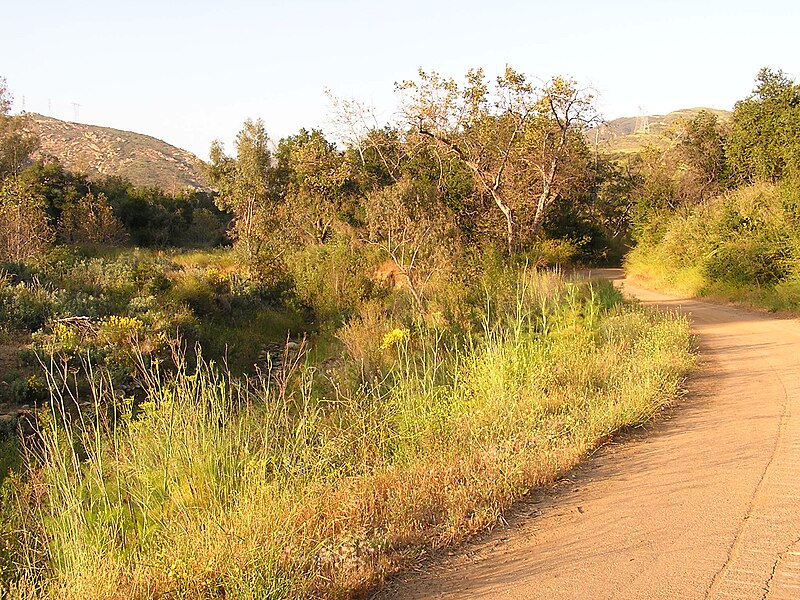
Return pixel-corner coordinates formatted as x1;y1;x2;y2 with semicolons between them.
624;68;800;312
0;160;230;260
284;239;382;324
626;183;800;309
98;176;229;248
0;247;316;406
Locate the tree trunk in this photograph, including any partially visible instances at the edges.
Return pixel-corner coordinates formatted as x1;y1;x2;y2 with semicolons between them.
531;187;550;236
489;190;514;253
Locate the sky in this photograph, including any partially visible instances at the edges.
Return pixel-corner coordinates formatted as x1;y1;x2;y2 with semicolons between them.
2;0;798;160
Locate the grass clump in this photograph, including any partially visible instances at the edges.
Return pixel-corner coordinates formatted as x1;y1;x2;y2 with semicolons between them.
0;269;693;599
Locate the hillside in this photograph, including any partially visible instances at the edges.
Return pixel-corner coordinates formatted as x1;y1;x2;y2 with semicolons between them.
592;107;732;155
25;113;210;192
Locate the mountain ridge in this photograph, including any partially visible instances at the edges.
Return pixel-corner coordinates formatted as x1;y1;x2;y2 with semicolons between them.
592;107;733;154
25;113;210;192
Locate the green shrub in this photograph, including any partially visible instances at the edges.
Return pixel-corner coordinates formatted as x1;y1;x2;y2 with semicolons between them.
0;277;59;331
626;182;800;307
287;241;380;324
5;374;47;405
704;237;792;286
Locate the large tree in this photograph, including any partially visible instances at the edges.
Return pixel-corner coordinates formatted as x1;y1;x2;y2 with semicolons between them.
0;76;39;180
727;68;800;183
206;119;275;260
672;110;729;201
398;67;598;251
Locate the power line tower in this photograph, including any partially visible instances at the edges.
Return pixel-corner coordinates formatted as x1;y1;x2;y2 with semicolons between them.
636;106;650;134
71;102;81;121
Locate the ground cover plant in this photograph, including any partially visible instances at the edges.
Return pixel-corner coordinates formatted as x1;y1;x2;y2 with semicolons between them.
0;247;309;408
0;267;693;599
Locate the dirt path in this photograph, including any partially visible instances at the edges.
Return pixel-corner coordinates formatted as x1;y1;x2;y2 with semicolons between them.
379;270;800;599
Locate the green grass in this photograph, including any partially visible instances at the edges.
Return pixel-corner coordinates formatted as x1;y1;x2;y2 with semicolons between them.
0;270;694;599
0;438;21;485
199;307;307;373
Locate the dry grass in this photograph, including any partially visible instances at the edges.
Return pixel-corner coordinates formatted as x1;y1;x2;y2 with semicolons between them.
0;272;694;599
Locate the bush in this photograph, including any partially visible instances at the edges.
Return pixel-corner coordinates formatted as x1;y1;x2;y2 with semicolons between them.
0;277;59;331
5;374;47;405
704;237;791;286
626;182;800;308
287;241;381;324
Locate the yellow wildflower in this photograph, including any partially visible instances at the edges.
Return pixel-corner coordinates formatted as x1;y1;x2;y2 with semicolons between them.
380;327;410;351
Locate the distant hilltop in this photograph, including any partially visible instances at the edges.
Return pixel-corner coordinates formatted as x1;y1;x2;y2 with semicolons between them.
592;107;733;154
25;113;210;192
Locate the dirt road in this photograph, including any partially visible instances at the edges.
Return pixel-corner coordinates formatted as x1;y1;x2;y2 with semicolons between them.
379;270;800;599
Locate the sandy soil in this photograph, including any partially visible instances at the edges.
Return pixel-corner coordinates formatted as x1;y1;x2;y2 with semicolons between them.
378;270;800;599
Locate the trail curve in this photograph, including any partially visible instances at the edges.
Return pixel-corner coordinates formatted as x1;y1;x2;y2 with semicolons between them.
378;269;800;599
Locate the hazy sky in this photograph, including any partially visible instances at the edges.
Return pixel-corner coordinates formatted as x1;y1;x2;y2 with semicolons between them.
3;0;798;159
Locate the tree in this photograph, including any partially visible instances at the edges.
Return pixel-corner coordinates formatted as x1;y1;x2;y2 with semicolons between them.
58;192;128;245
399;140;477;238
398;67;524;252
274;129;354;244
398;67;598;251
727;68;800;183
0;176;54;261
673;110;728;201
543;156;637;262
525;76;599;235
206;119;275;261
17;158;90;222
327;93;405;187
591;158;638;241
0;77;38;180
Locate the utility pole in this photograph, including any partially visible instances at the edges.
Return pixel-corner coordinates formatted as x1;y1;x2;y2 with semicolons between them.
636;106;650;135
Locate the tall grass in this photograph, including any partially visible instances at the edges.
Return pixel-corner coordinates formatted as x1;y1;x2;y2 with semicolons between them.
0;270;693;599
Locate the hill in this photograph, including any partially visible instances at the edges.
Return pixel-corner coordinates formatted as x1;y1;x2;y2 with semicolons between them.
591;107;732;155
25;113;210;192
